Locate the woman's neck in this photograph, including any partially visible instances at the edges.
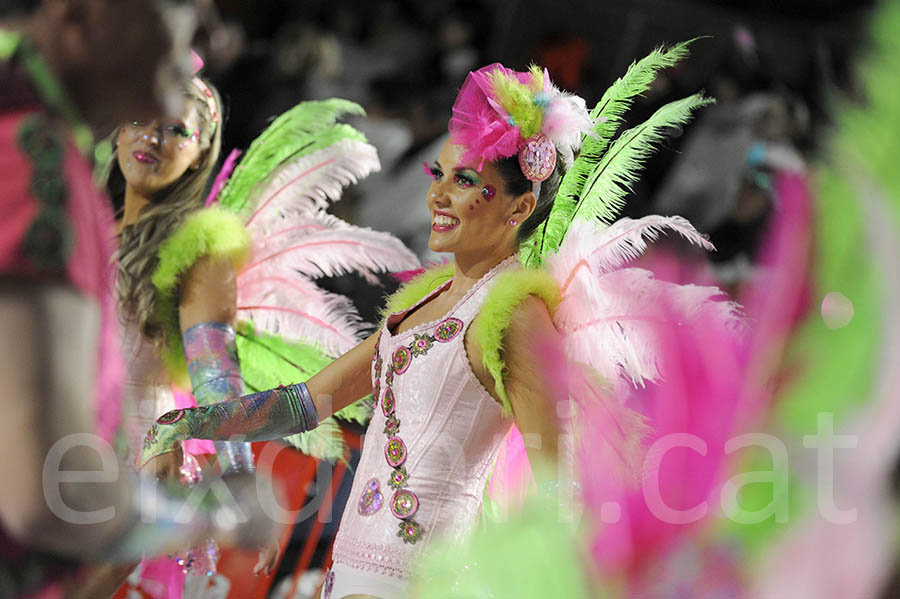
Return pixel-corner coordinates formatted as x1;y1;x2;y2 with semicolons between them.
448;245;516;297
120;185;151;230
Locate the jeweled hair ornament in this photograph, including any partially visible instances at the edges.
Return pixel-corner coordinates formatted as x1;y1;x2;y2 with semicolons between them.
189;50;219;137
448;63;592;196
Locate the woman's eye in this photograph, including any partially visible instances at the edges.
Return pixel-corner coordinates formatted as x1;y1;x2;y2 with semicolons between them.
164;124;192;138
454;173;475;188
424;162;443;181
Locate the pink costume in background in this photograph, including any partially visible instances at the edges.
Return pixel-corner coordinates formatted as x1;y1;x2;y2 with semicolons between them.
0;63;123;598
326;256;520;597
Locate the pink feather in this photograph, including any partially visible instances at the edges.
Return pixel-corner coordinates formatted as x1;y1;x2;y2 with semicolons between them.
549;219;739;389
205;148;242;207
583;174;815;587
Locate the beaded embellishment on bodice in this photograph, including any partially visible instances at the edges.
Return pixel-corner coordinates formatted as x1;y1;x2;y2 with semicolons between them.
331;256;518;580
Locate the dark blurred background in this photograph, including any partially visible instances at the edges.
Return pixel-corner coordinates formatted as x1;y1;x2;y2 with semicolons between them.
195;0;875;295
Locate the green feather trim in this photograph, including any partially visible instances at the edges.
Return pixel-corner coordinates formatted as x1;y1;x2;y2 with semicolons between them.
217;99;368;216
472;268;560;416
381;263;455;319
152;207;251;385
522;40;697;267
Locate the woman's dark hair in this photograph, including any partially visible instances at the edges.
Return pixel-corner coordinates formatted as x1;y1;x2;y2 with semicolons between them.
494;152;567;244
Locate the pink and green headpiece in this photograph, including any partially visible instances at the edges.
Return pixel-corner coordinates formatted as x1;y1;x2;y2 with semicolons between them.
448;63;592;184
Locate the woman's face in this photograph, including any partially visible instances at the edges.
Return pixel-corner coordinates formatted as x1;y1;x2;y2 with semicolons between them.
116;101;205;196
425;140;532;256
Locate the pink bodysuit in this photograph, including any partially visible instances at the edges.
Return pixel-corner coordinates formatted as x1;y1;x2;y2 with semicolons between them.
325;256;518;598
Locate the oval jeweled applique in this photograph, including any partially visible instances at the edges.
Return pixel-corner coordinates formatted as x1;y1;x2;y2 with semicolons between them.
410;333;434;357
389;465;409;490
392;346;411;374
157;409;185;425
434;317;463;342
385;436;407;467
397;519;423;544
381;388;396;416
357;477;384;516
390;489;419;519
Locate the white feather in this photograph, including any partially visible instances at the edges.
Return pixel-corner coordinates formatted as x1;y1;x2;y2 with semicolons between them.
245;139;380;235
236;283;367;357
244;212;420;283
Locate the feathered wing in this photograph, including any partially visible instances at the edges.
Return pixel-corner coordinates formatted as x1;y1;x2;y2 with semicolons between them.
241;211;420;284
550;220;740;390
216;99;368;215
244;138;380;232
208;99;419;457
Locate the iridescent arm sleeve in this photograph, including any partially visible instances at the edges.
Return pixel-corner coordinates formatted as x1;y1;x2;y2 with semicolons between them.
141;382;319;467
184;322;254;473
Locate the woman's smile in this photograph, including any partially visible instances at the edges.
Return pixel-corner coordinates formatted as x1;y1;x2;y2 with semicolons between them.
432;210;460;232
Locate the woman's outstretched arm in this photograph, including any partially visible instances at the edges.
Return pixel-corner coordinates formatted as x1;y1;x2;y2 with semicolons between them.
141;323;380;467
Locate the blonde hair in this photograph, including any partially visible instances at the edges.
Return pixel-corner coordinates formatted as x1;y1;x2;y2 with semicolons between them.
114;77;223;344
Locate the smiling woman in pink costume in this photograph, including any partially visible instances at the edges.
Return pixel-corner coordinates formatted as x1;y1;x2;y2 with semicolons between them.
141;52;731;598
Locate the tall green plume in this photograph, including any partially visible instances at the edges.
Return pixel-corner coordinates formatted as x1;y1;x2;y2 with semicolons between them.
217;99;368;215
521;40;696;267
572;93;713;224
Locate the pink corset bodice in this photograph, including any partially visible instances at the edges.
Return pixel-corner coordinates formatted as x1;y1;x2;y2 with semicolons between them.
331;257;517;580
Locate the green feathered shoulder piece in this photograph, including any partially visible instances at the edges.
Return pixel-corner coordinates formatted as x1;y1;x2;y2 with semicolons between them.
152;206;251;385
381;263;455;319
472;267;561;416
380;263;560;416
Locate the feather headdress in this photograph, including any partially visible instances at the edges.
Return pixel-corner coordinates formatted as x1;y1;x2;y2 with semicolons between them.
448;63;592;175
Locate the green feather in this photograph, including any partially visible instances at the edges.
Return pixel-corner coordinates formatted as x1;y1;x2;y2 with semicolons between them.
235;321;372;461
381;263;455;319
472;268;560;416
415;491;588;599
521;40;696;267
235;321;331;390
217;99;367;215
573;93;713;225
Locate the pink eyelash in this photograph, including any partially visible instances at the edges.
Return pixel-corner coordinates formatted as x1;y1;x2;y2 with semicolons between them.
423;161;437;180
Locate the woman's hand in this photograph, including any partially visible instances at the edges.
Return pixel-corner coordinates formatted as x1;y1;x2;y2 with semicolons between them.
253;540;280;576
142;444;184;480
